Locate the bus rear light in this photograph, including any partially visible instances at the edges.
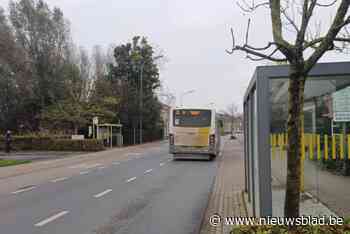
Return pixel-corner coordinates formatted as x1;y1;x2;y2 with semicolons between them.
169;134;174;145
209;135;215;145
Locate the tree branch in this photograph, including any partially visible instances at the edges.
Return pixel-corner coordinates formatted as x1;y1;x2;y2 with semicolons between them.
297;0;317;47
316;0;338;7
236;0;269;12
304;37;350;49
305;0;350;73
226;28;287;62
269;0;294;58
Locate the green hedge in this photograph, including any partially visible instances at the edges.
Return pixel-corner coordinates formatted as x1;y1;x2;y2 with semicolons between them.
0;136;104;152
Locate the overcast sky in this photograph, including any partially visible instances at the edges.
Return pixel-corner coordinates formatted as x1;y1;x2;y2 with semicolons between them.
1;0;349;112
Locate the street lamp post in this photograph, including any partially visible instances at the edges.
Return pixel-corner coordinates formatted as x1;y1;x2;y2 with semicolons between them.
180;90;195;106
138;55;163;144
139;62;144;144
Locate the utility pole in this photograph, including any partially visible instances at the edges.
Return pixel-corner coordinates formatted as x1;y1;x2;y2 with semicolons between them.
139;62;144;144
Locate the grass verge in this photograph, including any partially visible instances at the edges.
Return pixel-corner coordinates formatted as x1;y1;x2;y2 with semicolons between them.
0;159;31;167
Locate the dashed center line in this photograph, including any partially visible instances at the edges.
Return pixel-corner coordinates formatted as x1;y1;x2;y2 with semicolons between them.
94;189;113;198
12;186;36;194
34;210;69;227
144;169;153;174
126;153;141;156
97;166;106;170
160;162;165;166
86;163;103;169
79;171;90;175
126;177;137;183
51;177;69;183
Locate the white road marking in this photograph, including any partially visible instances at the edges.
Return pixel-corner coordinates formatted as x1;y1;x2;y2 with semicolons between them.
126;177;137;183
51;177;69;183
94;189;113;198
144;169;153;174
79;171;90;175
160;162;165;166
112;162;120;165
34;210;69;227
85;163;102;169
12;186;36;194
167;159;172;162
97;166;106;170
69;163;87;169
126;153;141;156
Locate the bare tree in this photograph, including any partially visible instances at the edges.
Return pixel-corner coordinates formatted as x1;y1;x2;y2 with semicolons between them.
228;0;350;217
225;102;238;134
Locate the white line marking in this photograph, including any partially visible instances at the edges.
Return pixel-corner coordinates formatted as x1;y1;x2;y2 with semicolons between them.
167;159;172;162
160;162;165;166
80;171;90;175
144;169;153;174
126;153;141;156
126;177;137;183
112;162;120;165
12;186;36;194
85;163;102;169
51;177;69;183
34;210;69;227
97;166;106;170
94;189;113;198
69;163;87;169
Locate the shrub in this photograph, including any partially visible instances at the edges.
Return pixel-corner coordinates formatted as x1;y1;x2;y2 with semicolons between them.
0;136;104;152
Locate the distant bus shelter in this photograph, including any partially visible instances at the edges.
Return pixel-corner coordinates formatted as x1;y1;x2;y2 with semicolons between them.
243;62;350;217
94;123;123;148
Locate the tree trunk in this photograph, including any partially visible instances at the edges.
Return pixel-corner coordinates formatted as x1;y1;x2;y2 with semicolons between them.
284;66;306;218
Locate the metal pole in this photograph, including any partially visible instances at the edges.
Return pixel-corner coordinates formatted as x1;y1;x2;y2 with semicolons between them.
133;127;136;145
140;63;144;144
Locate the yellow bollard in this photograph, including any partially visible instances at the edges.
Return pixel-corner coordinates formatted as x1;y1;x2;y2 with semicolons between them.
340;134;344;160
282;133;286;159
271;134;276;160
332;135;336;160
300;156;305;193
348;135;350;160
301;133;305;161
317;135;321;161
300;133;305;193
270;134;273;146
309;134;314;160
324;135;328;160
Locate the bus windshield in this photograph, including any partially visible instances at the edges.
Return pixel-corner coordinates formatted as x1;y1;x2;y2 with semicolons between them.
173;109;212;127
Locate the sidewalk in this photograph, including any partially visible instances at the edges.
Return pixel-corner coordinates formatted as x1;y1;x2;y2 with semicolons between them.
200;137;247;234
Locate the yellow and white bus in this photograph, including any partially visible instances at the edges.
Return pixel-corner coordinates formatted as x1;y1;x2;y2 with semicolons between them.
169;107;222;160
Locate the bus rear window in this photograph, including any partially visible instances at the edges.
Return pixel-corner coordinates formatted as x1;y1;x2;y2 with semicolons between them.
173;109;211;127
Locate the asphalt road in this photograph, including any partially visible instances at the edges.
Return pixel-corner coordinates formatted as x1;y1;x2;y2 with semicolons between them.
0;142;219;234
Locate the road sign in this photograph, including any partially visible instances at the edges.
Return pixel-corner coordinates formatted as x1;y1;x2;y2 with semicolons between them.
333;112;350;122
332;87;350;122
